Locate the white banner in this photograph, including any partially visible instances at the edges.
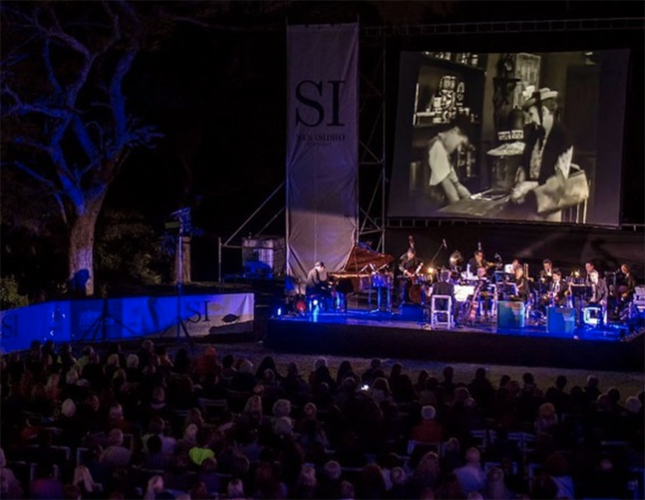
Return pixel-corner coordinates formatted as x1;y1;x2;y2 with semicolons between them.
0;293;254;352
286;23;359;284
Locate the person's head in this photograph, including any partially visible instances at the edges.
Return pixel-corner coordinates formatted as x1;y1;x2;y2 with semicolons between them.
272;399;292;418
323;460;341;480
61;398;77;418
442;125;469;154
421;405;436;421
553;269;562;282
474;250;483;262
621;263;630;275
315;261;325;271
589;270;599;284
585;261;595;274
543;259;552;271
73;465;96;492
339;480;355;499
107;428;124;447
465;447;481;465
227;478;245;499
440;269;451;283
524;88;559;130
406;247;416;259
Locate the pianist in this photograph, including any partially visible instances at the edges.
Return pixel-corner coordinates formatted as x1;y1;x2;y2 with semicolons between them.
426;119;472;207
306;261;331;307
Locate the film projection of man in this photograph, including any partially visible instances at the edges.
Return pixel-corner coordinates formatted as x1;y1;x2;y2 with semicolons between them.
389;50;629;227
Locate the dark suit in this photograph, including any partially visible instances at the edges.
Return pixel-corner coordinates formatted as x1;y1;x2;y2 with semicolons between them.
549;279;568;307
521;122;572;185
514;276;530;303
431;281;456;316
590;278;609;305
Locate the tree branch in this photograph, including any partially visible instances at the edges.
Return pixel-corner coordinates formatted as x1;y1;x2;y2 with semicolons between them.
42;38;62;93
109;47;138;150
71;115;99;161
13;137;54;156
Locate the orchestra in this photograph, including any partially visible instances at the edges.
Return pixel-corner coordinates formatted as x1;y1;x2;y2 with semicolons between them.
318;236;641;331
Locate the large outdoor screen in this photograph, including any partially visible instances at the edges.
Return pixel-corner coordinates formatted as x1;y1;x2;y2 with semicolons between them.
388;50;630;226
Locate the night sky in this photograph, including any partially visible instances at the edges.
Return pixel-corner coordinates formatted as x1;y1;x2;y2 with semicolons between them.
2;1;644;285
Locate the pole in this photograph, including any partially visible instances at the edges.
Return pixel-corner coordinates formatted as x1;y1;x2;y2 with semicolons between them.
224;182;284;246
177;231;184;343
218;236;223;285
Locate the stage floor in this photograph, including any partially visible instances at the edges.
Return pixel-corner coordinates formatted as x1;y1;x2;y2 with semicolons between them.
273;307;628;341
265;305;643;372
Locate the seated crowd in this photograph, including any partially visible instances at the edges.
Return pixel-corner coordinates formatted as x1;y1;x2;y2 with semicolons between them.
0;339;643;500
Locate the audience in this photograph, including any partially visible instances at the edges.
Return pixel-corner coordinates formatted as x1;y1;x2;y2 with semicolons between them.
0;339;642;500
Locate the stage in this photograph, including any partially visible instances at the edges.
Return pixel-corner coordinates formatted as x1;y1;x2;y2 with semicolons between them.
265;305;643;372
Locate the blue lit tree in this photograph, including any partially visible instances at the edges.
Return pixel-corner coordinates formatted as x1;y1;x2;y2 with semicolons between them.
1;1;163;296
1;0;458;298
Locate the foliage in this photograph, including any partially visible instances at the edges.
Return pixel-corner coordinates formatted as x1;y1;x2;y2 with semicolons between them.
0;275;30;310
94;210;171;293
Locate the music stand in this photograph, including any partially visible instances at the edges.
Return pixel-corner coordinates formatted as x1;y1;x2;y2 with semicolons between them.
159;208;194;347
570;283;592;327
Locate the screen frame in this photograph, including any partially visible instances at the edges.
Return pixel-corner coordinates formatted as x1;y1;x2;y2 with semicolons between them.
387;49;630;227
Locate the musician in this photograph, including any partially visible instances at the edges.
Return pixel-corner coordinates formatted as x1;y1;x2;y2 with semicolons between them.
399;247;422;304
619;264;637;301
540;259;554;285
465;266;493;321
432;269;454;294
467;250;491;277
399;247;421;277
513;266;530;303
588;270;608;308
548;269;568;307
430;269;457;317
306;261;331;305
584;261;596;285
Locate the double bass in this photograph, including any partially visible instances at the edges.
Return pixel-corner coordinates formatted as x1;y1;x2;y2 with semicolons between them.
462;279;484;324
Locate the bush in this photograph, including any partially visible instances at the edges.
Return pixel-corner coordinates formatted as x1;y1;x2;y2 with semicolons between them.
0;275;29;309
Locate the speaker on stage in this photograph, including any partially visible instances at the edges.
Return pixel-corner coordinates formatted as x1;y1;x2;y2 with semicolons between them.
497;301;525;329
547;307;576;334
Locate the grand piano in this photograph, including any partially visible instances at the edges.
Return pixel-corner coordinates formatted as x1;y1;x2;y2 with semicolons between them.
329;244;394;295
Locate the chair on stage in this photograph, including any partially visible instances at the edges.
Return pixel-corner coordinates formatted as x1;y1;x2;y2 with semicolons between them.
430;295;453;329
583;305;604;327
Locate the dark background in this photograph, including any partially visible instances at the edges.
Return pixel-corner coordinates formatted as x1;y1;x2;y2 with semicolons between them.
3;1;644;288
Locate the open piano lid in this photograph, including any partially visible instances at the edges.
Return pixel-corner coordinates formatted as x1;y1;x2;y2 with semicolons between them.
340;243;394;273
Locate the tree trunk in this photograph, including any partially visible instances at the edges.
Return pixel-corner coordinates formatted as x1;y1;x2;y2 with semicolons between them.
69;192;107;297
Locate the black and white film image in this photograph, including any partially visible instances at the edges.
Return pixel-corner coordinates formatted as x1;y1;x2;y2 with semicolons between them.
388;50;629;227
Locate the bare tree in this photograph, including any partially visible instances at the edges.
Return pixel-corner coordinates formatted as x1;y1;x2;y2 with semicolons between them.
1;1;162;296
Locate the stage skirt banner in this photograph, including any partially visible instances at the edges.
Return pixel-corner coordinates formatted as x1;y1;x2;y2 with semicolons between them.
0;293;253;353
286;23;359;285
